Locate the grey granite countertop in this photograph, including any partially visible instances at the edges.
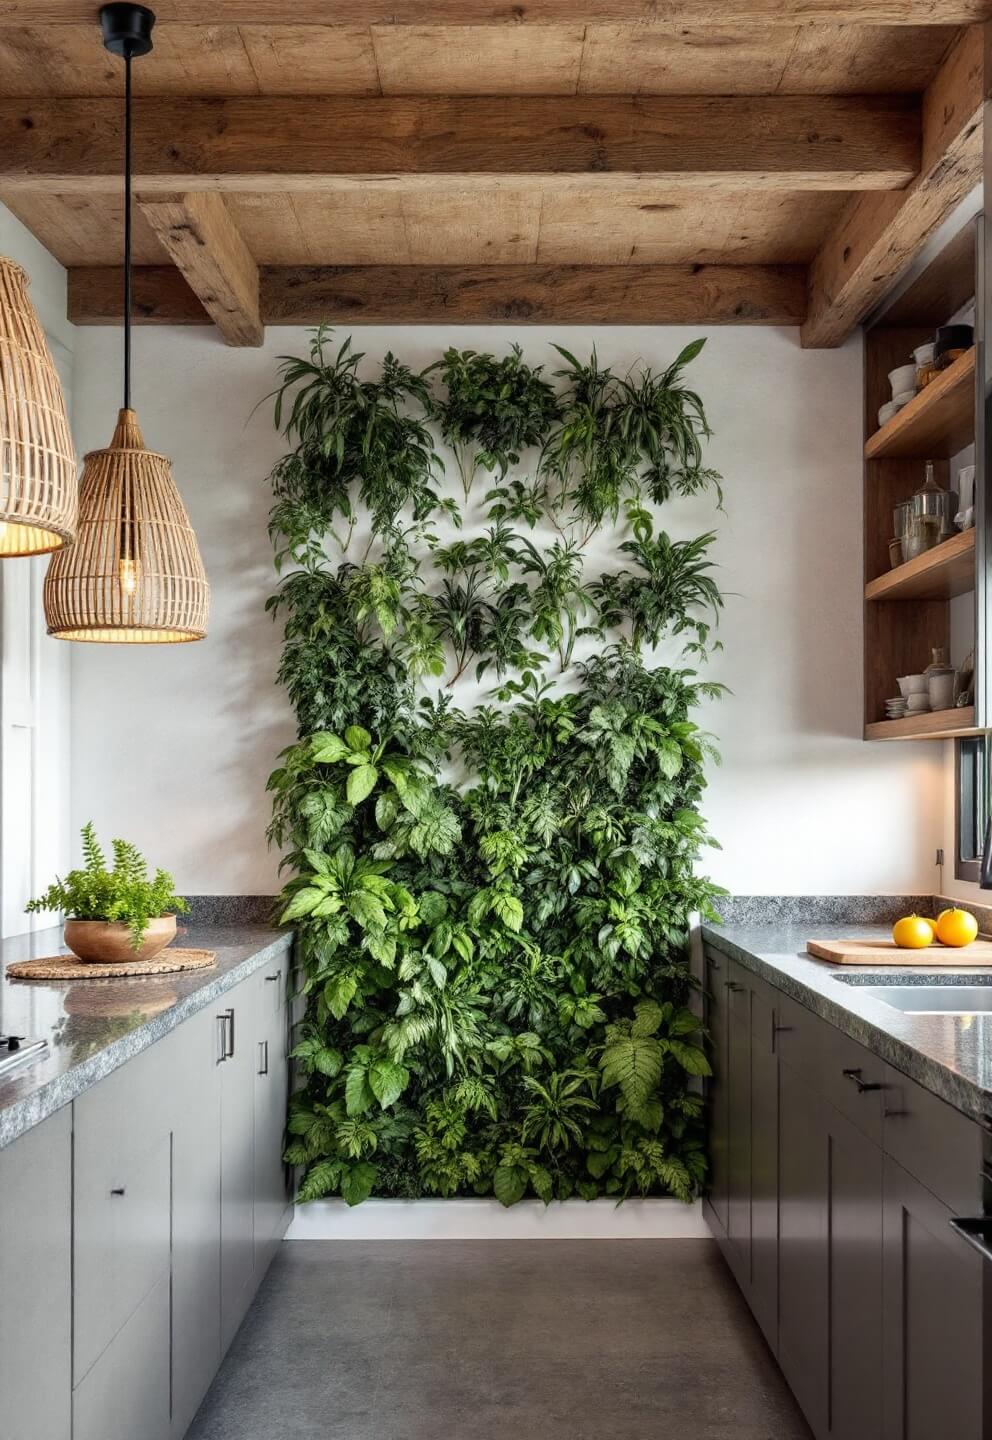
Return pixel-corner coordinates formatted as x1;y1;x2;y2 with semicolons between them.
702;922;992;1122
0;922;293;1150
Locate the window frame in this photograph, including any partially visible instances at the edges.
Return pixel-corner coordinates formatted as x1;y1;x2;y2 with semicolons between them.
955;735;989;884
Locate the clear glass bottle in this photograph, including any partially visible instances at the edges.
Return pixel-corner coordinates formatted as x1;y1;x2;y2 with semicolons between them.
904;462;956;558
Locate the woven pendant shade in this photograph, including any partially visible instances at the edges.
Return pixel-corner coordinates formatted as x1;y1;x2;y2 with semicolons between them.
0;257;77;556
44;408;209;643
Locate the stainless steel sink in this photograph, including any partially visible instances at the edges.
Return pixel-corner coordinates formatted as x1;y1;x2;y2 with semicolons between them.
833;972;992;1014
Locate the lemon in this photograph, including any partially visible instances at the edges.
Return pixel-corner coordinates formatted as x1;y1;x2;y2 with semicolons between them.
892;915;935;949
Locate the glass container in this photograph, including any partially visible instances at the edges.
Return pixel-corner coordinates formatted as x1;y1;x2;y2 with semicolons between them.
903;462;957;558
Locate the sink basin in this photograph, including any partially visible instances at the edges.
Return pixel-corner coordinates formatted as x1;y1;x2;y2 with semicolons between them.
833;972;992;1014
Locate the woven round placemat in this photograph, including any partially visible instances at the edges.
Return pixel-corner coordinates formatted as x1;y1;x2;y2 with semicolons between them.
5;948;217;981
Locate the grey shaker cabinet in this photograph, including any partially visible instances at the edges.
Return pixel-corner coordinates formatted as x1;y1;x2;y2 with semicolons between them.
882;1155;985;1440
171;1003;223;1439
0;1108;72;1440
219;978;260;1356
253;963;293;1273
702;943;988;1440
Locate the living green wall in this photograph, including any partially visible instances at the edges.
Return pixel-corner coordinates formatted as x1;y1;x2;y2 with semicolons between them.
266;329;725;1206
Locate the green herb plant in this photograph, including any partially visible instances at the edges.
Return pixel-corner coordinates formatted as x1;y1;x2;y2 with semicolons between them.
26;822;187;950
265;330;726;1207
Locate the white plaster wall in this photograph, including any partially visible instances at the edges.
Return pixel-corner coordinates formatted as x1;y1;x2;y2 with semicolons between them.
66;322;945;896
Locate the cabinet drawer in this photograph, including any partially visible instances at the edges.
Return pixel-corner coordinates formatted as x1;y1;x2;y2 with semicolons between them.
883;1064;984;1214
73;1276;170;1440
73;1041;174;1383
819;1026;885;1146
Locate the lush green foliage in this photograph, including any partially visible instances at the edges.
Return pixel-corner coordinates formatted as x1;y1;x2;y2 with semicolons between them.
26;822;186;949
265;333;725;1206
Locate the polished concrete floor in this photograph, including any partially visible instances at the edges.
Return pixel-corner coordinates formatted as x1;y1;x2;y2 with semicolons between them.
187;1239;812;1440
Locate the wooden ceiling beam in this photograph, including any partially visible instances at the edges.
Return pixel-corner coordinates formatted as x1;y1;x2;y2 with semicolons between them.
136;192;263;346
67;262;808;327
0;1;987;21
0;95;920;194
802;24;987;347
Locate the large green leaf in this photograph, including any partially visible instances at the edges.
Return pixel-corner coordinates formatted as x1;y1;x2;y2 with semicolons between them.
346;764;379;805
493;1164;527;1207
599;1034;663;1111
341;1161;377;1207
368;1057;410;1108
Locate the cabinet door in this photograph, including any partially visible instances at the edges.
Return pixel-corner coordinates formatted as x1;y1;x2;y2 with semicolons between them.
778;1059;829;1437
171;1004;222;1439
703;946;730;1235
882;1156;985;1440
73;1035;173;1386
0;1109;72;1440
253;962;291;1272
749;982;779;1350
73;1277;170;1440
726;974;752;1285
220;980;258;1355
826;1103;883;1440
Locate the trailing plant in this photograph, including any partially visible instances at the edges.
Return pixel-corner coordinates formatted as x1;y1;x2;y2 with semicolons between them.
26;822;186;949
264;330;726;1207
429;345;560;498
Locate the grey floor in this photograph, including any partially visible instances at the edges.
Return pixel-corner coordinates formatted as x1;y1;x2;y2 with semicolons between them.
187;1239;812;1440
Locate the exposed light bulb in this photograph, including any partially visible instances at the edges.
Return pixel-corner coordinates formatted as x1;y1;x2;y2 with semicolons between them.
119;557;139;595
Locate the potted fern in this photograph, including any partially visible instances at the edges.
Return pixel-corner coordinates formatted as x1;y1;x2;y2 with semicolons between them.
26;823;187;962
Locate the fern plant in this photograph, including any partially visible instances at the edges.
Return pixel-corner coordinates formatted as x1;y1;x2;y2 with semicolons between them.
26;822;186;949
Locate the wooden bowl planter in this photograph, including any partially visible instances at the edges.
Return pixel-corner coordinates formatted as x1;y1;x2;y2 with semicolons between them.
64;915;177;963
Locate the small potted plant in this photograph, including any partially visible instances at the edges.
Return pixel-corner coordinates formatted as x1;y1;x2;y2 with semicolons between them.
26;823;187;963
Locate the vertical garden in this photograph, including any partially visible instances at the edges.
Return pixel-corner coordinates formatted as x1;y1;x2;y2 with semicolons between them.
266;329;726;1207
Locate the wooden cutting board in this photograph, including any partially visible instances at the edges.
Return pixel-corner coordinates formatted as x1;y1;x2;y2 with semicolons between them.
807;938;992;967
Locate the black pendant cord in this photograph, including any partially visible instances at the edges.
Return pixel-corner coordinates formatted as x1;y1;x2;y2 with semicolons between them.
123;48;132;414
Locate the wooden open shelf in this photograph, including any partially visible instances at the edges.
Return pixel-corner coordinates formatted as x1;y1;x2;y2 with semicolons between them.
865;706;976;741
865;528;975;602
865;347;975;460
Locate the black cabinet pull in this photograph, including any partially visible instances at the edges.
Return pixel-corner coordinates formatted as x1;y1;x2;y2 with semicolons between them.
705;954;721;971
843;1067;882;1094
217;1008;235;1062
950;1217;992;1264
258;1039;269;1076
770;1018;792;1052
110;1186;126;1197
725;980;742;992
265;971;282;983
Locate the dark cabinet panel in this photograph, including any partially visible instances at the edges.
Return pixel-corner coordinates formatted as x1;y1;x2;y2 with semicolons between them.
827;1106;883;1440
882;1156;985;1440
703;946;729;1237
749;982;779;1350
726;978;752;1285
778;1059;829;1437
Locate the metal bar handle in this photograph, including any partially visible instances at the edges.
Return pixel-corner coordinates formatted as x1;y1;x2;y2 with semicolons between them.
843;1068;882;1093
950;1217;992;1264
258;1039;269;1076
265;970;282;983
217;1008;235;1063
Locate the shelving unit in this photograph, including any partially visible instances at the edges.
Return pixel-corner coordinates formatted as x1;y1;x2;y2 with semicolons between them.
861;214;985;742
865;529;975;602
865;707;977;742
865;348;975;461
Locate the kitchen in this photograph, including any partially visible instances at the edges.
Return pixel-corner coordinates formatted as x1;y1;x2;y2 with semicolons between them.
1;5;991;1439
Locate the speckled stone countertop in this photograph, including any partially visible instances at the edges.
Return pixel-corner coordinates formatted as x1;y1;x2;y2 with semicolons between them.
702;922;992;1122
0;923;292;1150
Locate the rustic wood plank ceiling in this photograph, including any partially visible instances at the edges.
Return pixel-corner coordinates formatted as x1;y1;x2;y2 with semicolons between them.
0;3;987;342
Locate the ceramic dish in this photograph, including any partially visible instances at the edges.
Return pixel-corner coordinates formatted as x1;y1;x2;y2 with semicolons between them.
893;389;916;407
906;694;931;713
897;674;927;696
888;363;917;396
878;401;899;428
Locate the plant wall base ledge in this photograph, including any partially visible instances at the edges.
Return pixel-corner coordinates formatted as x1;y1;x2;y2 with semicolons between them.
287;1198;708;1242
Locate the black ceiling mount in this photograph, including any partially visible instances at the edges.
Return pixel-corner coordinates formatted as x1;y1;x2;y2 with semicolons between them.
100;3;155;59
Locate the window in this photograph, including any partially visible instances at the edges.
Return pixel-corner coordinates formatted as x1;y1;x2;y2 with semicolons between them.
956;736;989;884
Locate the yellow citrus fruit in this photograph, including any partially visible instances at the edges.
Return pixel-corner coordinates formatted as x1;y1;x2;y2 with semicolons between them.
935;908;979;948
892;915;935;949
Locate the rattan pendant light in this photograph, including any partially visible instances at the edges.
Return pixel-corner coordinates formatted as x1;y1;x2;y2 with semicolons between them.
0;257;77;556
45;3;208;643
